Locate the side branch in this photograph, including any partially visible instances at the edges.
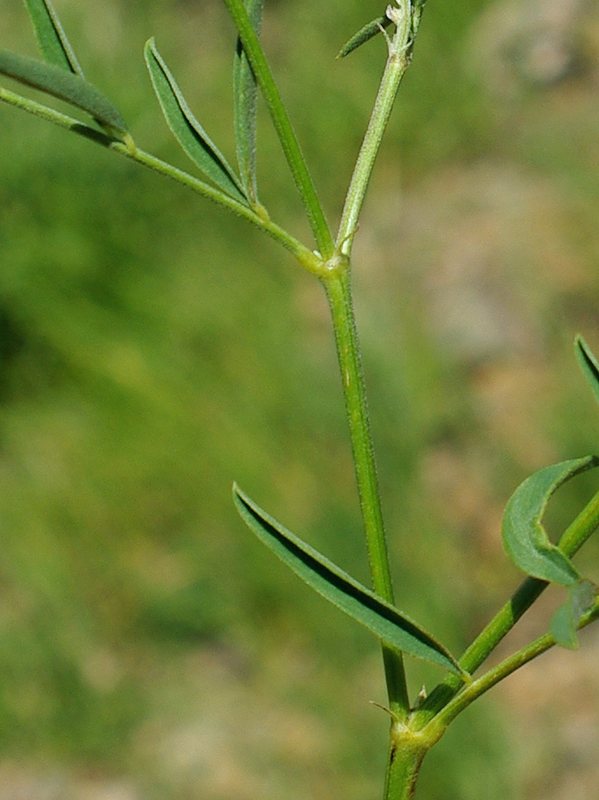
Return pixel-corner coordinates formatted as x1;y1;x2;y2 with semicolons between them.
0;85;324;275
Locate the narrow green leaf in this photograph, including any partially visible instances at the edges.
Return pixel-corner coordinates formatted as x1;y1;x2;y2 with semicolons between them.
145;38;247;204
233;0;263;205
23;0;83;74
575;335;599;406
550;579;597;649
223;0;334;256
233;485;466;676
502;456;599;586
0;49;128;138
337;16;391;59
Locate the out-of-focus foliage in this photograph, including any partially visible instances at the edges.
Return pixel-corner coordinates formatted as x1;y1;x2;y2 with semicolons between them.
1;0;598;797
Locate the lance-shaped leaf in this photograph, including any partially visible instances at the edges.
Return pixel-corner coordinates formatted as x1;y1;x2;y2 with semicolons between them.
233;0;263;205
575;336;599;406
550;579;597;650
502;456;599;586
23;0;83;74
233;485;466;676
0;49;128;139
337;15;391;59
145;38;247;204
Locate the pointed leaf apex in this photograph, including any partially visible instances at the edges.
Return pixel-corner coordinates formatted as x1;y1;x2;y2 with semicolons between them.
575;335;599;405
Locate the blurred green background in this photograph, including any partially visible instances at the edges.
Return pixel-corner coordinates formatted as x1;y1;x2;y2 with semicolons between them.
1;0;599;797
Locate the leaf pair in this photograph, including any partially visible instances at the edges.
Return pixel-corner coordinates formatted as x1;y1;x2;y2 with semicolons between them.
1;0;131;145
233;485;467;677
145;0;263;208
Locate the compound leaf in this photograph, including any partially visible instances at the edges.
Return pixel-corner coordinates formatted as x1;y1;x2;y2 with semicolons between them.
145;38;247;204
233;0;263;205
233;485;466;676
23;0;83;74
0;48;128;138
575;336;599;406
502;456;599;586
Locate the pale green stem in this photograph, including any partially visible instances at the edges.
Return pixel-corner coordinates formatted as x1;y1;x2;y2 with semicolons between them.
382;719;445;800
323;268;409;720
319;0;419;752
336;5;413;257
0;85;327;276
383;734;428;800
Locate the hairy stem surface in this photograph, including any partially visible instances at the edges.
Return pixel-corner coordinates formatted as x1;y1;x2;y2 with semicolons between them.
383;733;428;800
324;268;409;719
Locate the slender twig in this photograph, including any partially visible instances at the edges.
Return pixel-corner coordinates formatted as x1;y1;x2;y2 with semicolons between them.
336;2;413;257
0;85;326;275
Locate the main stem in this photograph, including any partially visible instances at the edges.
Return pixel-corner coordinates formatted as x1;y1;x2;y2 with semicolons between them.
324;268;409;721
324;6;423;795
383;728;429;800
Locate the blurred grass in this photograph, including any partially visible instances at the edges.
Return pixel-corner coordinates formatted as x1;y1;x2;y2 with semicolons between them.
1;0;598;797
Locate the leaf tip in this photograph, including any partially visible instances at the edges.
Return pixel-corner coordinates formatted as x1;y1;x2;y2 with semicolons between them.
144;37;158;61
232;482;252;516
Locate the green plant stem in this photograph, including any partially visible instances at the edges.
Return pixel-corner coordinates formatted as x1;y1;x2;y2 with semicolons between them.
383;728;429;800
323;268;409;720
413;488;599;728
336;4;413;257
317;0;419;746
222;0;334;258
0;84;327;276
